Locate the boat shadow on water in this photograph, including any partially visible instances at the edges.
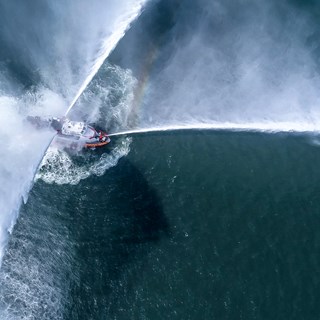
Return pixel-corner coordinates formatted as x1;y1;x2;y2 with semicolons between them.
64;157;170;319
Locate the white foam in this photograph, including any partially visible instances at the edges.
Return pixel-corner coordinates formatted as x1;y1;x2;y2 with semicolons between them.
36;137;131;185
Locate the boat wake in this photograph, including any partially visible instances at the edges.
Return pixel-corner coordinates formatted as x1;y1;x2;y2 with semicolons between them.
36;137;131;185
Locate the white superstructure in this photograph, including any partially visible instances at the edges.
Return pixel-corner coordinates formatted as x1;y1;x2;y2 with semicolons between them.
61;120;87;136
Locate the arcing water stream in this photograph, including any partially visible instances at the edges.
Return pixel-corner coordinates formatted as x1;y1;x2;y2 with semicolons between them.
107;121;320;138
64;1;146;116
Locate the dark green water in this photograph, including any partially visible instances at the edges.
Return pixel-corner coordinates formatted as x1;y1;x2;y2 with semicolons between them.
2;131;320;319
